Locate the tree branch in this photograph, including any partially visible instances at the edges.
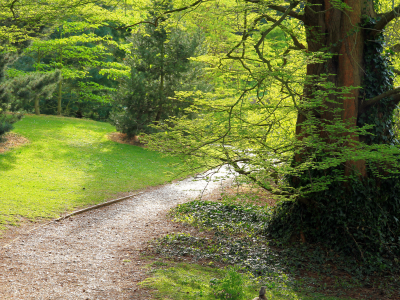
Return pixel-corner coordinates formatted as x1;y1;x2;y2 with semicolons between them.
116;21;159;30
9;0;19;19
244;0;305;21
266;4;305;21
254;1;302;62
361;87;400;110
374;5;400;32
264;15;306;50
117;0;205;29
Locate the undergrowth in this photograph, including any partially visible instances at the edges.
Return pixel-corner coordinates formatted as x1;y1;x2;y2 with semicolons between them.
148;198;400;299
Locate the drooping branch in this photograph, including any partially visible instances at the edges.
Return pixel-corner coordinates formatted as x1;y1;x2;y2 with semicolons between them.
254;1;302;62
115;21;159;30
8;0;19;19
374;4;400;32
226;14;266;59
226;13;305;63
361;86;400;110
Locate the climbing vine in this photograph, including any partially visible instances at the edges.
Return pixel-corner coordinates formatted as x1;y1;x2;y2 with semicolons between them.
358;18;397;145
266;18;400;267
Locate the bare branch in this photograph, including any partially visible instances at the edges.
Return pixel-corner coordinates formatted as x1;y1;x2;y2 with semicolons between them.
244;0;305;21
266;4;305;21
374;5;400;32
361;87;400;109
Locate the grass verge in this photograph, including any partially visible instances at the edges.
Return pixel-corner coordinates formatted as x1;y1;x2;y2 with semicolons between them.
0;115;186;232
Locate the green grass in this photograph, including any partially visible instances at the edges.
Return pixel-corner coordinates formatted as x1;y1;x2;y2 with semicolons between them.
140;262;353;300
0;115;185;231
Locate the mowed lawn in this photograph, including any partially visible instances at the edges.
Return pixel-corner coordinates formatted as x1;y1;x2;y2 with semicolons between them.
0;115;183;231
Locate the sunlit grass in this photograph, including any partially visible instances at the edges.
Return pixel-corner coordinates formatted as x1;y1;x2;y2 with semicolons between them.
0;115;185;232
140;262;354;300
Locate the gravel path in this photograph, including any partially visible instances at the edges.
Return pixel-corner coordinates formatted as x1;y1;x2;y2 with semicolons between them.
0;168;234;300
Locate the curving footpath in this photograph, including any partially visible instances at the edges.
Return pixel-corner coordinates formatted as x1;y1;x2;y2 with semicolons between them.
0;167;234;299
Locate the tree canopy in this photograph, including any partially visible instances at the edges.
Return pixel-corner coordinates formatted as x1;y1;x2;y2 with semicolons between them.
141;0;400;265
2;0;400;269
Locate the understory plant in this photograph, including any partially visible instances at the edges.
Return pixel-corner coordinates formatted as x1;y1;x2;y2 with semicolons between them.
150;198;399;298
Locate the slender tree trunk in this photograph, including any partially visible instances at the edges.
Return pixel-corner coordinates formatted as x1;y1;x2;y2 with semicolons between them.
57;79;62;115
155;41;165;123
34;95;40;115
34;50;42;116
57;42;63;116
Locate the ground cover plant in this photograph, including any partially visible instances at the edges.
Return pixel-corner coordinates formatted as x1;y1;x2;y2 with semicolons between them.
146;190;400;299
0;114;186;233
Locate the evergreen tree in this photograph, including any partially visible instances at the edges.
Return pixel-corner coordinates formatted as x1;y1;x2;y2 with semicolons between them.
0;50;60;138
111;11;206;137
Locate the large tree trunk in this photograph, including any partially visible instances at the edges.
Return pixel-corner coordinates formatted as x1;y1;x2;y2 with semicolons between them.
296;0;379;178
280;0;400;258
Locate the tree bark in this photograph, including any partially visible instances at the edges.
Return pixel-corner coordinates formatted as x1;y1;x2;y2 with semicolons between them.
295;0;376;178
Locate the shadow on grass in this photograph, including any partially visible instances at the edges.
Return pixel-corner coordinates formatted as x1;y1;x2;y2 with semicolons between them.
0;115;185;229
0;151;18;171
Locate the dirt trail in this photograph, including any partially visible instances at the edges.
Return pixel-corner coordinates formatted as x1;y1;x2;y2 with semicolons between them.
0;168;234;299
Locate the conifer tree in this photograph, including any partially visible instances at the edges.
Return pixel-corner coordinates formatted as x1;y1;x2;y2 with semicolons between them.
0;52;61;137
112;7;205;137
